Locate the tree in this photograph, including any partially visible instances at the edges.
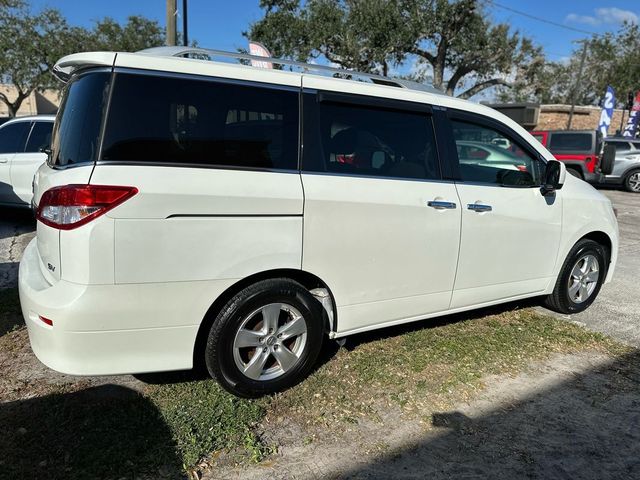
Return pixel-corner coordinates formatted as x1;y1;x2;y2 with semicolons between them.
88;16;164;52
0;2;164;117
0;3;77;116
500;22;640;107
246;0;545;98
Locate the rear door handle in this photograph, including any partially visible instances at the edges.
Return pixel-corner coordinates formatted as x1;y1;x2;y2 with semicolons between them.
467;203;492;212
427;200;457;210
0;159;8;164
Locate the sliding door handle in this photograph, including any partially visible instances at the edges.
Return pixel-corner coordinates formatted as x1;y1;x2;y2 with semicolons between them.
467;203;492;212
427;200;457;210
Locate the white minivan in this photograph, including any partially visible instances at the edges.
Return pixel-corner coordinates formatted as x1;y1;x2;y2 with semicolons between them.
19;48;618;397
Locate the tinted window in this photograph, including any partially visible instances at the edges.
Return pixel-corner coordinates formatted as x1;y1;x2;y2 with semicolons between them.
51;72;111;166
548;133;593;152
25;121;53;153
101;73;299;170
304;98;439;180
0;121;31;154
452;120;543;186
608;141;631;153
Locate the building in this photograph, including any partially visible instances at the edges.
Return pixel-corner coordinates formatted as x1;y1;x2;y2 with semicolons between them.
486;102;629;136
0;84;60;123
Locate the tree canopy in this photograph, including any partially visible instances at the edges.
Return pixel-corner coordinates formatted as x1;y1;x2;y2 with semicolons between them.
499;22;640;108
246;0;544;99
0;1;164;116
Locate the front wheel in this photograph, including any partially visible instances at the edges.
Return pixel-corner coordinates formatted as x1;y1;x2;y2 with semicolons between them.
205;278;325;398
624;169;640;193
544;239;607;314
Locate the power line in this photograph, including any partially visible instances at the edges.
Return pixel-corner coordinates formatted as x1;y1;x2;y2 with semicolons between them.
483;0;600;36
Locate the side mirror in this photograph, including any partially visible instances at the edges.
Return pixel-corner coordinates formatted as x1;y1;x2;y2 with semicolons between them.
600;144;615;175
540;160;566;196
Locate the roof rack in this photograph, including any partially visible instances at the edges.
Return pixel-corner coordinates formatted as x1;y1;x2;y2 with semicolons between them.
137;46;443;95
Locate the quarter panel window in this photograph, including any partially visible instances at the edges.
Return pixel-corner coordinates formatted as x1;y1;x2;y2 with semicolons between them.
304;98;440;180
25;121;53;153
451;120;543;186
0;122;31;154
548;133;592;152
101;73;299;170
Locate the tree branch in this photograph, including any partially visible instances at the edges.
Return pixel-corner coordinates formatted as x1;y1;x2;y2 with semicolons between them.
446;66;473;94
457;78;512;99
408;46;435;64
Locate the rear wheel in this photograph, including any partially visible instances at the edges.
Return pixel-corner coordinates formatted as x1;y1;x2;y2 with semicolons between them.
567;168;583;180
623;169;640;193
205;278;324;398
544;239;607;314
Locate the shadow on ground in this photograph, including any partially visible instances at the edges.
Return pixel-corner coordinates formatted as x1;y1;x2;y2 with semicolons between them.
338;349;640;480
0;384;186;480
0;206;34;241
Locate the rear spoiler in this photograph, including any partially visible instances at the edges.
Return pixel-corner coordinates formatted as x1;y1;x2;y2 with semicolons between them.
52;52;117;82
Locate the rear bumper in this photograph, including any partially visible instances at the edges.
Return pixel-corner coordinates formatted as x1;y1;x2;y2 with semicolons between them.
18;238;232;376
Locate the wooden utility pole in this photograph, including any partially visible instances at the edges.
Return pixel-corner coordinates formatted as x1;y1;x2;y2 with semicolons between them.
567;40;589;130
182;0;188;46
166;0;177;46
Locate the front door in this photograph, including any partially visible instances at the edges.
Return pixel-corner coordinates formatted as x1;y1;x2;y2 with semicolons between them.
299;84;461;335
0;121;31;204
446;112;563;309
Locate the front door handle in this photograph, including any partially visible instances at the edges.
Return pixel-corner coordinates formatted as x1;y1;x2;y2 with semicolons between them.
0;159;8;164
427;200;457;210
467;203;492;212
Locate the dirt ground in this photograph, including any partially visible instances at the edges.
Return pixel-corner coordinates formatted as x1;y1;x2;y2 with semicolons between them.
210;350;640;479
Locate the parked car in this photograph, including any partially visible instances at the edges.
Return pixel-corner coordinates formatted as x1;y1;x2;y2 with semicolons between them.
602;137;640;193
0;115;54;207
19;47;619;398
456;140;527;172
530;130;611;182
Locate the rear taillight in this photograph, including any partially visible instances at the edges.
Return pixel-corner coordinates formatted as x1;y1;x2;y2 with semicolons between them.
36;184;138;230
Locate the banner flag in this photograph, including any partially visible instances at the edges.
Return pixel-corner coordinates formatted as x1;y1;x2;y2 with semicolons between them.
598;85;615;137
623;91;640;138
248;41;273;69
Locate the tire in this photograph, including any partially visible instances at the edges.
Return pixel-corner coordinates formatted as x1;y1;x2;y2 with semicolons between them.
623;169;640;193
567;168;583;180
205;278;324;398
544;239;607;314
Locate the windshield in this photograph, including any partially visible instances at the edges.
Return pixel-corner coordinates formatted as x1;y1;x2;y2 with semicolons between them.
50;71;111;167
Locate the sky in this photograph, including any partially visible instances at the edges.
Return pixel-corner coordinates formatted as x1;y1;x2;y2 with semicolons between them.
28;0;640;98
28;0;639;59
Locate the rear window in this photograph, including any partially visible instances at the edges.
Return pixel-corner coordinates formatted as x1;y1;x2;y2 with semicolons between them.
608;141;631;153
548;133;593;152
50;71;111;166
101;73;299;170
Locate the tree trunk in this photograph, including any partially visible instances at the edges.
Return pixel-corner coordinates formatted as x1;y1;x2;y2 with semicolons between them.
0;89;29;118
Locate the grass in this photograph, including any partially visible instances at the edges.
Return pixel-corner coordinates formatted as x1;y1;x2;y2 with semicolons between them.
269;308;627;429
0;289;629;479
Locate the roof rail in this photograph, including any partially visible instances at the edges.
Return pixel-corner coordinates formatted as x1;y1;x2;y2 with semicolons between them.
137;46;443;95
